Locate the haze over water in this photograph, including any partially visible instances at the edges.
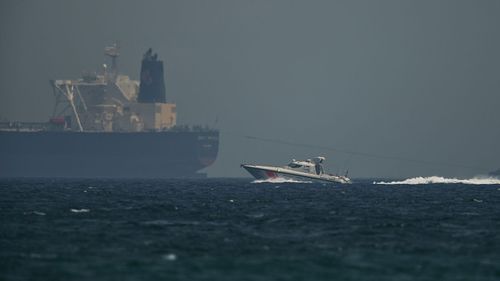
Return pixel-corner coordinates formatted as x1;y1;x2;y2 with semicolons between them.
1;0;499;178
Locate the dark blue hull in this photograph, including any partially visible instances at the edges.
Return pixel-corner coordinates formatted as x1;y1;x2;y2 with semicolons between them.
0;130;219;178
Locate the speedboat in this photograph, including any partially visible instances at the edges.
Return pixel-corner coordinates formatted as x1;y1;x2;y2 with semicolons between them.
241;156;351;184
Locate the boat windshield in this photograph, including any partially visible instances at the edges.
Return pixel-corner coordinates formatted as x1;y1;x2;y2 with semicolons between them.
288;163;302;168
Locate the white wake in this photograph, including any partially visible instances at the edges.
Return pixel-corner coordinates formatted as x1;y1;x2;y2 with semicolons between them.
374;176;500;185
252;177;312;184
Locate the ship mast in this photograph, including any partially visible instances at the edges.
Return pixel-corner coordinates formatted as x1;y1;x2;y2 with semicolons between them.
104;43;119;81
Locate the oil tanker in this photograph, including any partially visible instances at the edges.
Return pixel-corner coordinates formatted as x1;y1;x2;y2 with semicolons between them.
0;45;219;178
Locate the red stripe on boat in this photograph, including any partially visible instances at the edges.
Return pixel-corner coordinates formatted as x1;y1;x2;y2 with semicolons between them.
265;171;277;178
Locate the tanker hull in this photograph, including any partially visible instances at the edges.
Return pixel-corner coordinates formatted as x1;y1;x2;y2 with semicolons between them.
0;130;219;178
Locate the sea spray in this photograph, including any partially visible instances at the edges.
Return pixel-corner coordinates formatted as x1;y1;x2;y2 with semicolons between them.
374;176;500;185
252;177;312;184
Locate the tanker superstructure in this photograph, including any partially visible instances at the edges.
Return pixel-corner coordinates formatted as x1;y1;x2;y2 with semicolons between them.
0;45;219;178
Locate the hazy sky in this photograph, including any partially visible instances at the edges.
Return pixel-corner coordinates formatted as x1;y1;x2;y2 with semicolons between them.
1;0;499;178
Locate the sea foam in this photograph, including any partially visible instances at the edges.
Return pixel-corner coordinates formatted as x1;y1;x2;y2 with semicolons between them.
70;208;90;213
252;177;312;184
374;176;500;185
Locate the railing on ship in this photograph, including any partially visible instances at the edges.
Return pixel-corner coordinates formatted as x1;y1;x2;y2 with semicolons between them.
0;122;53;132
166;125;218;133
0;122;218;133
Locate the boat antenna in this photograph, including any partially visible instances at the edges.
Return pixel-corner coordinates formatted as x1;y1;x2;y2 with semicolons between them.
343;158;352;178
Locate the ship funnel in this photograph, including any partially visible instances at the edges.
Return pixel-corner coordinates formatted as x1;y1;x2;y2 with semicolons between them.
138;48;167;103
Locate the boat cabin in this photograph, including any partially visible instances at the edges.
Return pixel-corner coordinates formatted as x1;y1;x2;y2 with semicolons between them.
286;157;325;175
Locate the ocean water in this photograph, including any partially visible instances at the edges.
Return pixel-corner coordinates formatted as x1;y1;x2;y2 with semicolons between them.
1;178;500;281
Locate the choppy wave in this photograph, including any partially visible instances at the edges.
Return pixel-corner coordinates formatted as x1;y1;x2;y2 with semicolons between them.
70;208;90;213
3;178;500;280
252;177;312;184
374;176;500;185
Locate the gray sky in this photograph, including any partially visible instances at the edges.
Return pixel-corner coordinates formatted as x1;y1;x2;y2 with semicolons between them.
1;0;499;178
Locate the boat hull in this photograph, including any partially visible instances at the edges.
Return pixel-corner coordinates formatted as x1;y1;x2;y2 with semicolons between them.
0;130;219;178
241;164;351;184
